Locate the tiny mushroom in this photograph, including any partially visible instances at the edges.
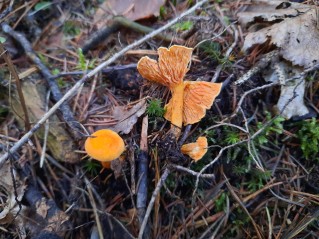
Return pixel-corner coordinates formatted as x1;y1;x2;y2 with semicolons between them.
181;136;208;161
84;129;125;162
137;45;222;138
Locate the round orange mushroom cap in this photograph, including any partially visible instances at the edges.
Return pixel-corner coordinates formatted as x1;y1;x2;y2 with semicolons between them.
181;136;208;161
84;129;125;162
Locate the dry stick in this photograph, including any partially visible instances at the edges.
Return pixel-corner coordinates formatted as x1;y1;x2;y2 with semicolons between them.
1;23;81;139
231;82;277;117
82;16;184;54
170;164;215;179
113;16;184;44
85;177;104;239
178;124;192;147
82;23;120;54
39;90;50;168
50;64;137;80
0;0;210;171
138;168;170;239
137;116;150;238
211;24;239;83
224;176;263;239
0;43;31;131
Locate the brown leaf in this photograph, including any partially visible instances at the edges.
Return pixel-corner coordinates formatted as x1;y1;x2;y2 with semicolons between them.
237;0;309;26
36;198;50;219
111;158;124;179
263;62;309;119
240;2;319;68
94;0;165;29
0;162;26;225
109;100;146;134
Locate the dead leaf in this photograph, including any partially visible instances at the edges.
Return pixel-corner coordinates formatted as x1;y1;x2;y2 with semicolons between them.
263;61;309;119
45;209;69;233
108;100;147;134
36;198;50;219
111;158;124;179
94;0;165;29
0;162;25;225
237;0;314;119
240;1;319;68
238;0;309;26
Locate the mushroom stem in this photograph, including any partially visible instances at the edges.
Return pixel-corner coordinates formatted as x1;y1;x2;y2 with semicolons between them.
168;83;185;138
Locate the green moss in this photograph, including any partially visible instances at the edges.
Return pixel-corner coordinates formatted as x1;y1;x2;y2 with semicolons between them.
297;118;319;160
146;99;165;117
63;20;81;36
172;21;193;32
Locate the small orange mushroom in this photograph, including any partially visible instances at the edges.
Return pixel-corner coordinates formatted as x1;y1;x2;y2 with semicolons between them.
181;136;208;161
84;129;125;162
137;45;222;138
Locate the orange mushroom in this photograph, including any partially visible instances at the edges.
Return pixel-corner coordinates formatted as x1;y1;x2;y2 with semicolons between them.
84;129;125;162
137;45;222;138
181;136;208;161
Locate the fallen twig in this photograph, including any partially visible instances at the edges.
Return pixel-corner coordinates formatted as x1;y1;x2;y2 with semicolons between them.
137;116;149;237
85;177;104;239
50;64;137;80
178;124;192;147
170;164;215;179
82;16;184;54
82;22;120;54
138;168;170;239
113;16;184;45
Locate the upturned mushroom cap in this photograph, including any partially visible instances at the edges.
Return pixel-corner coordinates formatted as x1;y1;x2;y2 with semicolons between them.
137;45;193;88
137;45;222;126
165;81;222;125
85;129;125;162
181;136;208;161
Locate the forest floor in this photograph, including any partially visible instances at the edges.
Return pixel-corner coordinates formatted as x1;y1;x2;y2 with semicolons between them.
0;0;319;239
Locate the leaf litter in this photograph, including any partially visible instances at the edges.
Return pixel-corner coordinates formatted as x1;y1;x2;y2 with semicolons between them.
238;0;319;118
2;0;319;238
108;99;147;134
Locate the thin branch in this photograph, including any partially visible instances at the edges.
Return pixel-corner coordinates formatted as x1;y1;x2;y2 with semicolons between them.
39;90;50;168
170;164;215;179
137;116;149;236
231;82;277;117
85;178;104;239
138;168;170;239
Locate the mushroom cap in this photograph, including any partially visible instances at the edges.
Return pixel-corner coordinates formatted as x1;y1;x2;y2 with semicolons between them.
181;136;208;161
164;81;222;125
85;129;125;162
137;45;193;88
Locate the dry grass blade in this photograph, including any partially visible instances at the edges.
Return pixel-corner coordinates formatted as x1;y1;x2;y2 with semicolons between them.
282;208;319;239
